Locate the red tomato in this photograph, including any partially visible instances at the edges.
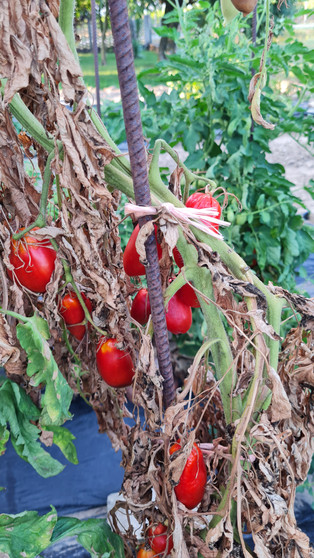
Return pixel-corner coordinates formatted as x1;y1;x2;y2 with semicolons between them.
186;192;222;233
137;548;156;558
148;523;173;555
131;288;151;325
165;293;192;335
173;246;184;269
177;280;200;309
169;442;207;509
9;227;56;293
173;193;222;268
123;224;162;277
59;291;93;341
96;337;135;388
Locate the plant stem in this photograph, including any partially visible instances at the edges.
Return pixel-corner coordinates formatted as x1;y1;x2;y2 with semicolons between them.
0;307;29;323
12;149;58;240
59;0;80;63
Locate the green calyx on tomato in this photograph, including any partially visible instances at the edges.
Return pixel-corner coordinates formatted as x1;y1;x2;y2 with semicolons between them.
96;337;135;388
9;227;56;293
169;441;207;509
59;291;93;341
123;223;162;277
147;523;173;555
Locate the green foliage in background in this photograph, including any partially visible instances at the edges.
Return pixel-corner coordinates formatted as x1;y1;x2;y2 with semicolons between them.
103;1;314;292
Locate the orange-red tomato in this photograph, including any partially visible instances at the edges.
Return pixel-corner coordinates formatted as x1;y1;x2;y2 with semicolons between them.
9;227;56;293
148;523;173;555
165;292;192;335
59;291;93;341
137;548;156;558
131;288;151;325
123;224;162;277
169;442;207;509
96;337;135;388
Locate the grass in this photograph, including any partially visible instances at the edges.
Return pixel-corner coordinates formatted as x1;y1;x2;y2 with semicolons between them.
79;49;158;89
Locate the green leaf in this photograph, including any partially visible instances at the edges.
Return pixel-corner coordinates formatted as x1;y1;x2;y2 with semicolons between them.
0;508;57;558
16;315;73;426
52;517;125;558
0;379;65;478
41;425;78;465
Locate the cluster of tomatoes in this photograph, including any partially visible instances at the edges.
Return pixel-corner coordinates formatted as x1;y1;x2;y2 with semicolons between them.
127;192;222;334
137;441;207;556
8;192;221;391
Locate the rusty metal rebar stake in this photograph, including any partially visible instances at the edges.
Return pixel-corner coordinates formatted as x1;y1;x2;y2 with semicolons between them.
108;0;176;407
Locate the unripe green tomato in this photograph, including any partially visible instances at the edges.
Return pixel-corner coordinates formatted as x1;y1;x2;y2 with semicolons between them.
236;213;247;226
227;208;235;223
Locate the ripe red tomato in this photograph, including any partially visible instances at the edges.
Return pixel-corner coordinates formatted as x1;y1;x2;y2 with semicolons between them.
148;523;173;555
173;193;222;268
177;280;200;308
137;548;156;558
59;291;93;341
9;227;56;293
131;288;151;325
96;337;135;388
123;224;162;277
173;246;184;269
186;192;222;233
165;293;192;335
169;442;207;509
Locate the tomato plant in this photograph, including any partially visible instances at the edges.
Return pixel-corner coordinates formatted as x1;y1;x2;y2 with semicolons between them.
131;288;151;325
9;227;56;293
169;442;207;509
147;523;173;555
58;291;93;341
165;292;192;335
123;224;162;277
96;337;135;388
137;547;156;558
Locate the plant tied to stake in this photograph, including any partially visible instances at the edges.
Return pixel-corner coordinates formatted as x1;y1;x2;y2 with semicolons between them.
0;0;313;556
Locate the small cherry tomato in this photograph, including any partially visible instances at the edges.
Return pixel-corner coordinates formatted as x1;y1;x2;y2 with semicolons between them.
9;227;56;293
96;337;135;388
169;442;207;509
137;547;156;558
59;291;93;341
165;292;192;335
177;280;200;308
186;192;222;233
148;523;173;555
131;288;151;325
123;224;162;277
